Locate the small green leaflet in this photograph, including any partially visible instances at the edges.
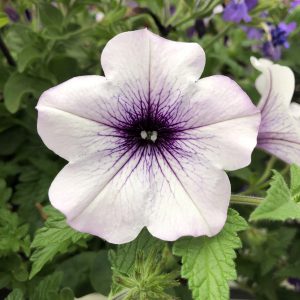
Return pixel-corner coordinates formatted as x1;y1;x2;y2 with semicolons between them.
29;206;90;279
250;167;300;221
173;209;248;300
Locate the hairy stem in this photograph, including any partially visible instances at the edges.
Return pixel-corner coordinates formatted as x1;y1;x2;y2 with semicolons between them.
230;195;263;206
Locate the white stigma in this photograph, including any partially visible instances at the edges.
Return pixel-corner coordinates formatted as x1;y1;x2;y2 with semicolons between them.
140;130;158;143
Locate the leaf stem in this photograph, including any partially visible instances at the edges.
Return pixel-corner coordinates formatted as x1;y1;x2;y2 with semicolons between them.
230;195;263;206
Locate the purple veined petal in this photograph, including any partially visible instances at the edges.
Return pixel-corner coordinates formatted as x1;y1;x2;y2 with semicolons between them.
101;29;205;94
37;29;260;243
37;76;121;162
49;150;152;244
251;57;300;165
182;75;260;171
147;155;231;240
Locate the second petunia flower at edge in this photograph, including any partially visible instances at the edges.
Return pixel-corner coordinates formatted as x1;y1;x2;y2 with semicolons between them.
37;29;260;244
251;57;300;165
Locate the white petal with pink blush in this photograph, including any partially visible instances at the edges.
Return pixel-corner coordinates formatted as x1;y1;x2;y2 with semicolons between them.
37;29;260;244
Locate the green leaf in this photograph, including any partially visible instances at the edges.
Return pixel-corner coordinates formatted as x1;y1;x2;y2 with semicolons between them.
109;229;164;275
90;250;113;296
290;164;300;202
0;208;30;257
109;229;176;299
173;209;248;300
5;289;24;300
29;207;90;279
0;178;12;205
39;3;63;28
17;45;43;73
250;171;300;221
4;73;51;113
31;272;63;300
0;12;9;28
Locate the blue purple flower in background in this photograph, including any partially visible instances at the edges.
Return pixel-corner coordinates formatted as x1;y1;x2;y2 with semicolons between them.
262;22;296;60
290;0;300;9
223;0;258;23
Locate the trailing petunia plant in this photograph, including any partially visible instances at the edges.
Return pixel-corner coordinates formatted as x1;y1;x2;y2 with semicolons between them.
1;1;300;300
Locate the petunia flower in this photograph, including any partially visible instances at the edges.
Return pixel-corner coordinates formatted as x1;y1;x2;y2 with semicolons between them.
223;0;258;23
251;57;300;165
37;29;260;244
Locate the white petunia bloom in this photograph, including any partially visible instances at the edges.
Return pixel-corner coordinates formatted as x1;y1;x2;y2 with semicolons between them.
251;56;300;165
37;29;260;244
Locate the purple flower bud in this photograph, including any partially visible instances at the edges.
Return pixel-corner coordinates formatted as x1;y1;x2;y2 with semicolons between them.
4;6;20;22
25;9;32;22
288;278;300;292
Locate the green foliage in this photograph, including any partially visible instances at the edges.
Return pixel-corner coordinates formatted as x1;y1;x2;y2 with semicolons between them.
0;0;300;299
109;230;177;299
5;289;24;300
173;209;248;300
29;207;90;279
250;167;300;221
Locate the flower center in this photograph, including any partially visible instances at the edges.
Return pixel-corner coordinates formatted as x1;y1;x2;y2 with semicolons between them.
140;130;158;143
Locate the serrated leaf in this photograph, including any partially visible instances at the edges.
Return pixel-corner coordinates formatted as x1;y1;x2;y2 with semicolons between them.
250;171;300;221
173;209;248;300
29;208;90;279
290;164;300;202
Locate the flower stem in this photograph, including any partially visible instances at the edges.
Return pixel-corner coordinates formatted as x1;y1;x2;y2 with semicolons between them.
230;195;263;206
256;156;277;186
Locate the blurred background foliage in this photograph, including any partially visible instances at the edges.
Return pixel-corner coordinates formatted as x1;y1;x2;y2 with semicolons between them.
0;0;300;299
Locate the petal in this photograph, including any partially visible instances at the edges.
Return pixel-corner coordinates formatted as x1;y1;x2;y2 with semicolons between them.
290;102;300;120
148;154;230;240
37;76;118;161
49;150;151;244
250;57;295;110
101;28;205;88
251;58;300;164
183;75;260;170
